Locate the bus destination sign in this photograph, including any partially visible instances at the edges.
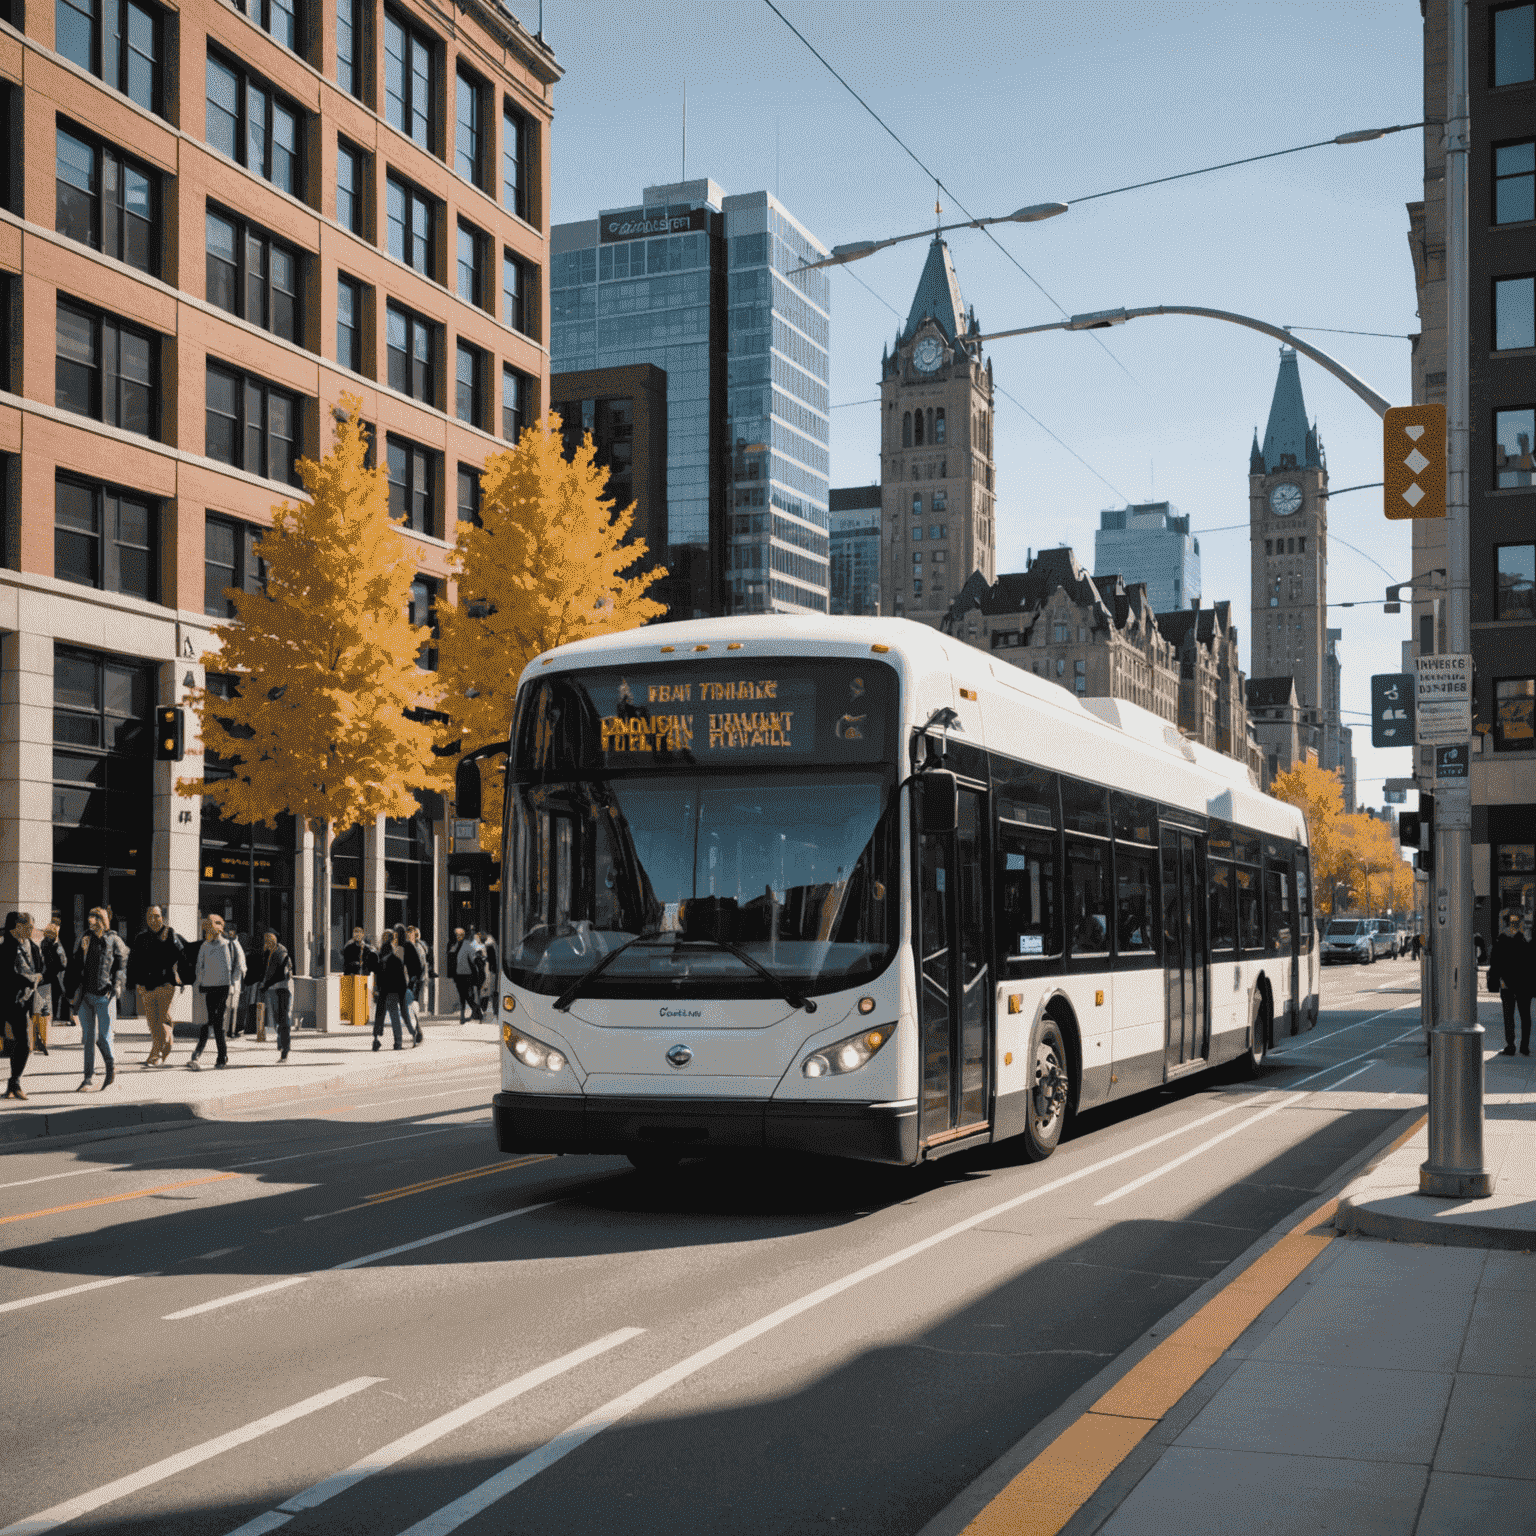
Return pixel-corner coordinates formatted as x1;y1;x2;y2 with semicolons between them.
599;676;818;758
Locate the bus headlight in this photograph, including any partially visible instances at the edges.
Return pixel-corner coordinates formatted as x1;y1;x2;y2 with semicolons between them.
801;1024;894;1078
502;1022;567;1074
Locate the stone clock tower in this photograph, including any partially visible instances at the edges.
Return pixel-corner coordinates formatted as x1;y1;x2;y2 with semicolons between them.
879;239;995;625
1249;345;1331;757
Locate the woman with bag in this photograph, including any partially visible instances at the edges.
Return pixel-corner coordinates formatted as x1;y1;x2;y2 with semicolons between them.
1487;910;1533;1057
191;914;244;1068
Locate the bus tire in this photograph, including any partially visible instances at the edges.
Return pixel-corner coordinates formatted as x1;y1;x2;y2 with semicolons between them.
1239;993;1270;1079
1022;1016;1070;1162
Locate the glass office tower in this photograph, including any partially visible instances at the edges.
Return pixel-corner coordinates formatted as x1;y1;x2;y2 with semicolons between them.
551;180;831;618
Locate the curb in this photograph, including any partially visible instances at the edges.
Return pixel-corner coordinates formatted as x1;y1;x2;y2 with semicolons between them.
1334;1190;1535;1251
0;1038;498;1151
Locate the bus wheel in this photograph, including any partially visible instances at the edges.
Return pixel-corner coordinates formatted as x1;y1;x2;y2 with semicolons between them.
1023;1017;1069;1162
627;1148;683;1173
1239;995;1270;1079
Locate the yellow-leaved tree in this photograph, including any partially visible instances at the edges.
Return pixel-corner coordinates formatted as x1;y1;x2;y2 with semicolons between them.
178;397;441;971
1335;814;1408;917
436;413;666;853
1270;759;1346;910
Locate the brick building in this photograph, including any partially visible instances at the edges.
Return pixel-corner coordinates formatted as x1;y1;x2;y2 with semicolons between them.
0;0;557;1008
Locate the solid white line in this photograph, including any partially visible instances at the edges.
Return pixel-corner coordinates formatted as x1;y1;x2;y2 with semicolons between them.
1325;1061;1380;1093
225;1126;464;1170
1271;1000;1417;1056
220;1327;647;1535
0;1376;382;1536
341;1086;492;1111
0;1275;139;1316
0;1164;130;1193
390;1101;1269;1536
1094;1025;1423;1209
162;1276;311;1320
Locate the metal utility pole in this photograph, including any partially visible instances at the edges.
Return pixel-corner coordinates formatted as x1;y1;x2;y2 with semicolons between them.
1420;0;1491;1199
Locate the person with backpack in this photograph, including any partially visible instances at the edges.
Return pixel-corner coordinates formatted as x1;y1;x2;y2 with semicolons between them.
191;914;245;1069
255;928;294;1062
127;905;184;1066
373;930;413;1051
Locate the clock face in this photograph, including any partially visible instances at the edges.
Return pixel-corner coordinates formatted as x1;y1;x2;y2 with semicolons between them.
913;337;944;373
1269;482;1303;517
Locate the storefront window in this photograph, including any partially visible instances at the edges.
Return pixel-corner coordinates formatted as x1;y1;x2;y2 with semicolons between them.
384;811;433;943
330;823;363;967
1495;678;1536;751
1496;843;1535;927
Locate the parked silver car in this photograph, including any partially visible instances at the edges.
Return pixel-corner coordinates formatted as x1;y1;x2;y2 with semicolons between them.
1322;919;1375;964
1369;919;1401;959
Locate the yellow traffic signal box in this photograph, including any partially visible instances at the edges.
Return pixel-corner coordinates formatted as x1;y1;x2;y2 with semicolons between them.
1384;403;1446;519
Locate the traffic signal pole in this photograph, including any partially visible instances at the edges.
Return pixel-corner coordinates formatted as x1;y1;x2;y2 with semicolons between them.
1420;0;1491;1199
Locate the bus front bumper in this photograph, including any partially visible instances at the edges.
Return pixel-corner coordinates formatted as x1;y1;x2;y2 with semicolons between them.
492;1091;920;1166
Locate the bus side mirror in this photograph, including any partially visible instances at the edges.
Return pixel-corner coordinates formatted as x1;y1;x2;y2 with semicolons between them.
455;757;482;821
922;770;959;833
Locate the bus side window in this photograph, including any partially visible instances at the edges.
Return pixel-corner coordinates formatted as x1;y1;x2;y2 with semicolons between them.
1000;826;1060;961
1265;866;1289;953
1066;836;1111;958
1209;860;1237;953
1114;845;1157;956
1295;850;1312;942
1236;865;1262;953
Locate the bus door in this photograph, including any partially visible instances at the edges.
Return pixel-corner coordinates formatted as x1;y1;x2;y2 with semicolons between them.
1161;827;1209;1073
916;780;991;1147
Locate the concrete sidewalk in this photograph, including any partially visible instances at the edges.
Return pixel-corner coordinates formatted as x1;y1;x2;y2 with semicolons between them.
1;1010;501;1147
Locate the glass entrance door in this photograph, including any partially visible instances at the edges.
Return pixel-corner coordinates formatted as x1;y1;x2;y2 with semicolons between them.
917;783;991;1145
1161;827;1209;1072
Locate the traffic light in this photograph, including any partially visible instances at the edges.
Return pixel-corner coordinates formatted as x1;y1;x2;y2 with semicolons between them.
1398;810;1422;849
1383;403;1446;520
1418;791;1435;877
154;705;184;761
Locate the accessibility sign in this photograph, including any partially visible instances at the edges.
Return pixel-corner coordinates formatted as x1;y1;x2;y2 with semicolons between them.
1370;673;1416;748
1414;654;1472;746
1434;743;1469;781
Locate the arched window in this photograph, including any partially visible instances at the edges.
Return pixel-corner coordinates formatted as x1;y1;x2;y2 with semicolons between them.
935;407;946;443
913;410;924;446
902;411;912;447
926;408;935;444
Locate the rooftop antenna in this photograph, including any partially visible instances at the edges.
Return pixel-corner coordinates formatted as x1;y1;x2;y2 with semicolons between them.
775;116;780;200
681;80;687;183
934;182;942;238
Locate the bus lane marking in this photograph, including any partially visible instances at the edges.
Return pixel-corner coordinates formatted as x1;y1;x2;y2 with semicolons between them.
0;1376;383;1536
220;1329;645;1536
1269;999;1418;1056
0;1274;141;1316
0;1172;240;1227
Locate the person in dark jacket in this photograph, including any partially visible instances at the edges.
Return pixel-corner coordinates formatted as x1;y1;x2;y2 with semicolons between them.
373;932;413;1051
75;907;128;1091
342;927;376;977
3;912;42;1100
40;921;70;1031
1489;909;1534;1056
255;929;295;1061
405;925;430;1036
127;906;184;1067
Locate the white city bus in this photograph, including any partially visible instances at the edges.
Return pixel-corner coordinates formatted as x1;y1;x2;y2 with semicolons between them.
469;616;1317;1168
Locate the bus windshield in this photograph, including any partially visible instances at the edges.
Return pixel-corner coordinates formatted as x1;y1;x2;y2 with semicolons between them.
504;769;899;998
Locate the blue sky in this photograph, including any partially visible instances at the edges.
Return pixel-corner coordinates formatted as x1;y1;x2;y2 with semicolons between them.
515;0;1427;808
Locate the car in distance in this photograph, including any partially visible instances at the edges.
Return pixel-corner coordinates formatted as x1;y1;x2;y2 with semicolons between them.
1322;918;1375;965
1370;919;1401;959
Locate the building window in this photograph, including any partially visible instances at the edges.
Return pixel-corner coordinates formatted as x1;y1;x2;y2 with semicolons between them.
454;67;487;188
1496;407;1535;487
933;490;946;513
385;302;437;404
455;340;484;427
502;103;527;219
55;124;158;275
205;363;302;485
1074;659;1086;695
912;551;922;568
204;513;265;617
902;411;912;447
1493;3;1535;86
1496;543;1536;619
457;464;481;528
1495;842;1536;926
911;524;923;541
911;494;921;515
55;475;158;600
912;578;922;597
236;0;301;54
386;173;437;278
383;8;437;151
56;300;158;438
206;54;303;199
503;250;535;335
336;275;364;373
503;365;530;441
1495;678;1536;751
1495;276;1535;351
1495;141;1536;224
205;209;303;344
935;407;946;443
409;574;438;669
336;0;365;98
386;436;437;535
55;0;163;115
457;220;487;307
336;139;367;237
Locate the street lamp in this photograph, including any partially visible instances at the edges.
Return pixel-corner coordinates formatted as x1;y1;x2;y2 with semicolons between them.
805;202;1069;271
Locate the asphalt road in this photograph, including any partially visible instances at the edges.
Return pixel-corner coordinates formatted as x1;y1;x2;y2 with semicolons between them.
0;963;1426;1536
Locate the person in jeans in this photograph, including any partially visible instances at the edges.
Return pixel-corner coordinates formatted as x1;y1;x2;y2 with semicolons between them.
255;928;294;1062
191;914;244;1069
127;905;184;1066
450;928;485;1022
76;907;127;1091
3;912;42;1100
405;925;430;1036
373;931;412;1051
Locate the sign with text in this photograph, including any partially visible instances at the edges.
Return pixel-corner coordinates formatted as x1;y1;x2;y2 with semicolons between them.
1384;403;1447;520
600;206;711;243
1414;653;1472;745
1434;743;1469;780
1370;673;1416;748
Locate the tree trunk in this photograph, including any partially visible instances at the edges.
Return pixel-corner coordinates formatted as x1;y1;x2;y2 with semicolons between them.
315;817;333;975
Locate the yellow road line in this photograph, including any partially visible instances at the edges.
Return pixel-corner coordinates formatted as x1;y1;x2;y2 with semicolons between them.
0;1172;241;1227
961;1111;1429;1536
316;1155;555;1219
367;1160;519;1201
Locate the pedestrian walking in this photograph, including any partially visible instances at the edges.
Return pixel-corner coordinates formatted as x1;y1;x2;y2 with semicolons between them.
406;925;430;1035
191;914;244;1069
74;906;127;1091
477;930;498;1013
1410;931;1423;962
2;912;43;1100
448;928;485;1022
40;921;70;1034
126;906;184;1066
373;931;412;1051
255;928;294;1061
342;927;377;977
1488;909;1534;1057
225;926;250;1037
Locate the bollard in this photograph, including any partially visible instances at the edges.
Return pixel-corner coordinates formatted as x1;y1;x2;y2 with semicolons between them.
1419;1022;1494;1197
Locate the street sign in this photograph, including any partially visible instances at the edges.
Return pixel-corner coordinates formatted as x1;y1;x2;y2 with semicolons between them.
1414;653;1472;745
1370;673;1416;747
1383;403;1447;520
1435;743;1469;780
451;819;479;841
1384;788;1407;804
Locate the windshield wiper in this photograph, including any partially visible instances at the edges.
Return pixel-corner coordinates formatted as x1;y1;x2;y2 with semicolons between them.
552;929;669;1012
676;935;817;1013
